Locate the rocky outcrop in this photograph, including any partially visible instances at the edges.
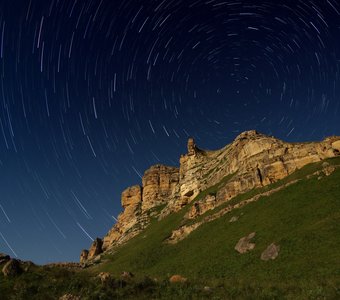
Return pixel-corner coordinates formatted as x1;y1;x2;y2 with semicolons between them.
88;238;103;260
94;166;179;259
0;253;10;264
2;259;22;277
81;131;340;261
185;194;217;219
80;250;89;264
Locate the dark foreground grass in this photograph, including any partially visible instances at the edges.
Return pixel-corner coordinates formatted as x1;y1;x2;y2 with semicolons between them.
1;158;340;299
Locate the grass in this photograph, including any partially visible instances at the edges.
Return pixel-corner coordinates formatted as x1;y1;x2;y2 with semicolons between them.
1;157;340;299
94;157;340;290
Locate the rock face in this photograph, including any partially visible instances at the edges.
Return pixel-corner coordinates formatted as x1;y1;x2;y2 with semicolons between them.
186;194;217;219
80;250;89;264
235;232;256;254
142;165;179;211
99;165;179;255
88;238;103;260
81;131;340;261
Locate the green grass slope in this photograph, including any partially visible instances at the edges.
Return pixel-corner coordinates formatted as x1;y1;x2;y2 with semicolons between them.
94;157;340;296
1;157;340;299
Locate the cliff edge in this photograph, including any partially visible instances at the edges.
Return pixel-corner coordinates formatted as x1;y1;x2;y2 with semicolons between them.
80;130;340;264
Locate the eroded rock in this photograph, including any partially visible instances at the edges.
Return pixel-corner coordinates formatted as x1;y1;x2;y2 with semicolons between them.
80;249;89;264
88;238;103;260
142;165;179;211
186;194;216;219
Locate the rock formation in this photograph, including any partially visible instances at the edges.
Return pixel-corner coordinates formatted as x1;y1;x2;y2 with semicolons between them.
81;130;340;263
100;165;179;253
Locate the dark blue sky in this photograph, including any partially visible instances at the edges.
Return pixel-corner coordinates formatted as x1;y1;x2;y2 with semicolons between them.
0;0;340;264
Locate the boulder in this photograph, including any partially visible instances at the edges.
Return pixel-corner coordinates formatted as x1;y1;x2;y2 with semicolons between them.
235;232;256;254
0;253;10;264
322;164;336;176
97;272;113;285
169;274;187;283
261;243;280;261
121;271;134;281
2;259;22;277
229;216;239;223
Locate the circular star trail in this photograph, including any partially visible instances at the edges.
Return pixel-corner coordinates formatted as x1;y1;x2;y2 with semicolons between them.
0;0;340;263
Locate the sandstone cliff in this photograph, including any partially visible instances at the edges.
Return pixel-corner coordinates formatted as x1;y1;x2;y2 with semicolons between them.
81;130;340;263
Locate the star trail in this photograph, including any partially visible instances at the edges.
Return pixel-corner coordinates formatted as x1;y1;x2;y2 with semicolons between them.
0;0;340;263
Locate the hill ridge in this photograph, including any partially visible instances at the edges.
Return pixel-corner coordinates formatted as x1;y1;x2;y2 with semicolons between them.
80;130;340;264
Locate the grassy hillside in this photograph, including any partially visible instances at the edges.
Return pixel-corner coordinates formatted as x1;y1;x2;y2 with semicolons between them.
1;157;340;299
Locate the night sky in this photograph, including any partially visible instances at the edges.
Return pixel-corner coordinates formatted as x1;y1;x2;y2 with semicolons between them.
0;0;340;264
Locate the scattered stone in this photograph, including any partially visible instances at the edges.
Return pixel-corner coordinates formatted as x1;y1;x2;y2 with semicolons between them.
121;271;134;280
0;253;10;264
21;261;35;272
59;294;80;300
203;286;211;292
2;259;22;277
261;243;280;261
235;232;256;254
229;216;239;223
323;165;336;176
169;274;187;283
97;272;113;285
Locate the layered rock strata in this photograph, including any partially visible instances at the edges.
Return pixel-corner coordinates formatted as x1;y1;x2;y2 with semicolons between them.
98;165;179;253
81;130;340;262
